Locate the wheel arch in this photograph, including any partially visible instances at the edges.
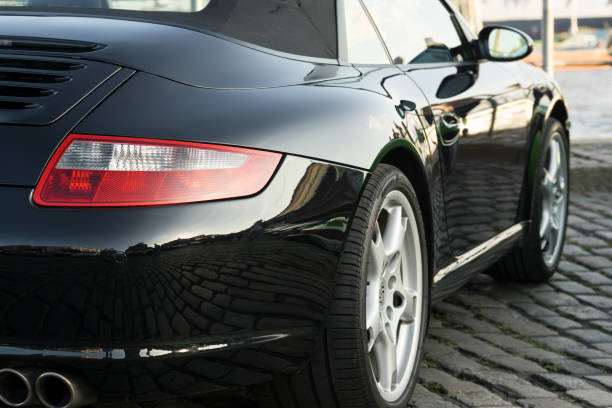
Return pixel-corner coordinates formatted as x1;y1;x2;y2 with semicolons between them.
518;90;570;222
373;143;435;283
548;99;570;140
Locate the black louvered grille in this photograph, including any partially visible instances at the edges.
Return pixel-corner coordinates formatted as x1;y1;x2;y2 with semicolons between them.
0;58;84;71
0;71;70;84
0;85;55;98
0;38;103;54
0;101;39;110
0;54;118;125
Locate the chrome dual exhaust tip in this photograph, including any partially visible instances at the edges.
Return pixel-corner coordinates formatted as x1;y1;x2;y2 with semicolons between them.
0;368;35;407
36;371;97;408
0;368;96;408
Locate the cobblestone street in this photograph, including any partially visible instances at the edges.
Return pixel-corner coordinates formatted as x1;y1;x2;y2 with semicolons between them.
411;142;612;408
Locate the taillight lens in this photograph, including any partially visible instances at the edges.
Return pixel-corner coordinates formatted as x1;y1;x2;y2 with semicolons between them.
33;134;281;207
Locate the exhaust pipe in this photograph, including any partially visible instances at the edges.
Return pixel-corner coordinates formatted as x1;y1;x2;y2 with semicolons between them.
0;368;35;407
35;371;97;408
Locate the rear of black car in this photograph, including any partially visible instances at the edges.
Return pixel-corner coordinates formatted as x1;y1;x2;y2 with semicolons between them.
0;1;365;404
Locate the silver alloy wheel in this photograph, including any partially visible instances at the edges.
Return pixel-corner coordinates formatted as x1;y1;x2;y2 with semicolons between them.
540;132;569;267
366;190;423;402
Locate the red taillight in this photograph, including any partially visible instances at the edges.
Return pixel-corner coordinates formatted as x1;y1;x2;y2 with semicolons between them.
33;134;282;207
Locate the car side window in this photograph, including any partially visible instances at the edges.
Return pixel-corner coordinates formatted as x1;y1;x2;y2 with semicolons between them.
341;0;390;64
362;0;467;65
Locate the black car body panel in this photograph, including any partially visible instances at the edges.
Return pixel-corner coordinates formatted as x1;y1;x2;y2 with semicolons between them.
0;156;365;398
405;61;532;255
0;0;570;402
77;69;430;172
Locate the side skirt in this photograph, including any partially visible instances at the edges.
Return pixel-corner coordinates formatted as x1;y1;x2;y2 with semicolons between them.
431;222;528;302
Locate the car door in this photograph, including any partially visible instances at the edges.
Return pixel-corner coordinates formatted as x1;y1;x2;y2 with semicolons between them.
337;0;455;271
362;0;533;256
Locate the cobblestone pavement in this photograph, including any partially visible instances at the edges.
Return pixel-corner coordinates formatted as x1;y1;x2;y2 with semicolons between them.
105;143;612;408
570;143;612;170
411;143;612;408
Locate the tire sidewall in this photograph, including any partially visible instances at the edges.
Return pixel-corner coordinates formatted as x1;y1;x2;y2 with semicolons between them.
528;118;570;275
359;167;430;408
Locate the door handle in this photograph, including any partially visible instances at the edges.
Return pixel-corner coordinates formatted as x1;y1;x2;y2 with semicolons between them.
441;113;460;129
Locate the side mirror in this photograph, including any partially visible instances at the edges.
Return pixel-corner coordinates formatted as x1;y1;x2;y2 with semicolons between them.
477;26;533;62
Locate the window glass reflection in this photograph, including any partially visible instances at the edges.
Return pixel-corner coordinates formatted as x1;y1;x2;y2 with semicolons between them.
343;1;390;64
363;0;465;64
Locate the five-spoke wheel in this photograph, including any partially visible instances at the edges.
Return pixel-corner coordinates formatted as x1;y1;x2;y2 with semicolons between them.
366;190;423;403
540;131;569;268
256;164;429;408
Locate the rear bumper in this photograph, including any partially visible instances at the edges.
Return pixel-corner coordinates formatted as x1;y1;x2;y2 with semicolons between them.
0;156;365;401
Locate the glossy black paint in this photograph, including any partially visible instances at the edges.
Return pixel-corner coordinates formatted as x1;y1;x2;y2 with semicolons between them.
404;61;532;256
0;4;570;402
0;156;365;399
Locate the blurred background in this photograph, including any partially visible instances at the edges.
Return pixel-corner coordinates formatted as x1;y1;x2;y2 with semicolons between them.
452;0;612;142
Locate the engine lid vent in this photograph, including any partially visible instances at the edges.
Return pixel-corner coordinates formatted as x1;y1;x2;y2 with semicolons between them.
0;54;118;125
0;57;84;71
0;37;104;54
0;71;70;84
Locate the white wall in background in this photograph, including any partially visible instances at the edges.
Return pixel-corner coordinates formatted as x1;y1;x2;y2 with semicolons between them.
480;0;612;21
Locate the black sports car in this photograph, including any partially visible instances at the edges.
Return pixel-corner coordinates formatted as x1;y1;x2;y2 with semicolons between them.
0;1;570;407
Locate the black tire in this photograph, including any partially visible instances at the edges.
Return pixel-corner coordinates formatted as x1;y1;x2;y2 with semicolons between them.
254;164;430;408
489;118;570;282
